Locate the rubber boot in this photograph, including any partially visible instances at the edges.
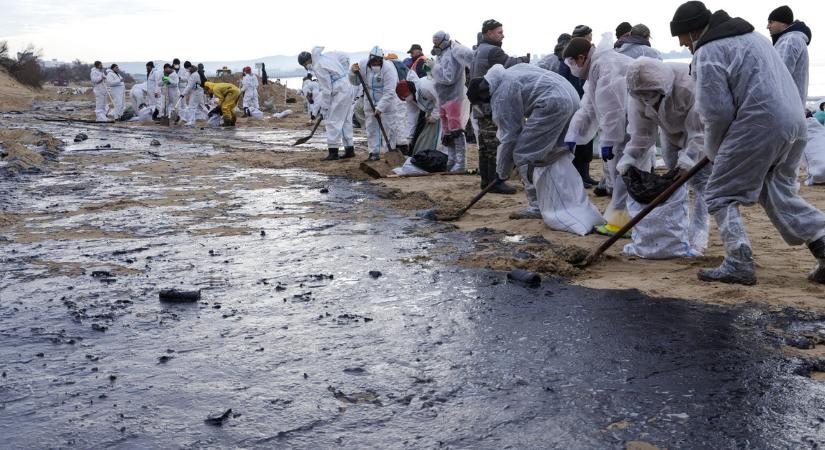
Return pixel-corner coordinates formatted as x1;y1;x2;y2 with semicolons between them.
698;204;757;285
322;147;339;161
572;158;594;189
452;136;467;173
445;147;456;171
698;245;757;285
808;237;825;284
342;146;355;159
396;144;411;156
366;153;380;162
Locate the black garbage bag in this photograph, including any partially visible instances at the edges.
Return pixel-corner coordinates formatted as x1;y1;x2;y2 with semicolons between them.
410;149;448;173
622;166;681;205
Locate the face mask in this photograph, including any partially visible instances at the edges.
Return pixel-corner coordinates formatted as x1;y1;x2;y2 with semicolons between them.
305;63;313;71
431;47;442;56
369;66;381;73
173;65;180;70
565;57;586;78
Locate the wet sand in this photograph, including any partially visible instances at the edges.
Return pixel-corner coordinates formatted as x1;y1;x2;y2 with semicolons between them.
4;100;825;448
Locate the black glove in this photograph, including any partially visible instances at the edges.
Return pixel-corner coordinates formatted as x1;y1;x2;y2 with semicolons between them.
208;106;221;117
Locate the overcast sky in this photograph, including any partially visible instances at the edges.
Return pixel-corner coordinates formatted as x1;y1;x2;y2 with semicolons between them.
1;0;822;63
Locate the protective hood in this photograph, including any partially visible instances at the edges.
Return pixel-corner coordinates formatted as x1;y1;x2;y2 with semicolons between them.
614;34;651;49
625;57;673;96
694;10;754;52
483;64;507;95
369;46;384;59
772;20;812;45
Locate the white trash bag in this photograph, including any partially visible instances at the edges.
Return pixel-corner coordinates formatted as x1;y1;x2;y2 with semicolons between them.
803;117;825;185
130;106;154;122
534;153;605;236
623;184;701;259
206;114;221;128
392;157;430;176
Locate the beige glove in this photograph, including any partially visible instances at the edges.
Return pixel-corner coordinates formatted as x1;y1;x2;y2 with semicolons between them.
351;63;360;73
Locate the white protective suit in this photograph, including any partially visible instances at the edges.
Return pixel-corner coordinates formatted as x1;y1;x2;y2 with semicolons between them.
773;23;811;106
617;43;662;60
565;33;635;228
105;69;125;119
392;66;416;147
302;78;322;119
622;58;710;257
804;117;825;185
90;67;108;122
158;71;180;117
403;77;441;152
312;46;355;149
432;40;473;170
487;64;603;236
178;67;189;93
180;71;207;125
130;82;148;112
695;29;825;259
536;54;561;72
240;73;260;111
349;46;398;155
146;67;160;113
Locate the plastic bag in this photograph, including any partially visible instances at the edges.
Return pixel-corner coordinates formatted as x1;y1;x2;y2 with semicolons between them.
804;117;825;185
410;149;448;173
392;157;430;176
622;185;701;258
623;166;681;204
207;114;221;128
246;107;264;119
534;153;604;236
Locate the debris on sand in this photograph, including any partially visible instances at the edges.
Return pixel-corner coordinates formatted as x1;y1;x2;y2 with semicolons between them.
327;386;382;406
204;408;233;426
507;269;541;287
74;133;88;143
159;289;201;303
150;139;161;147
458;241;590;279
368;270;382;279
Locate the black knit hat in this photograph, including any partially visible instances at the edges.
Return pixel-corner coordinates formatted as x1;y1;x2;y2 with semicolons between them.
768;5;793;24
482;19;503;34
572;25;592;38
670;1;712;36
562;37;593;59
616;22;632;38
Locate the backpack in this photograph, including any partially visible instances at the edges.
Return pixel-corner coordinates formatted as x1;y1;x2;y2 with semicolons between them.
411;149;448;173
390;60;409;81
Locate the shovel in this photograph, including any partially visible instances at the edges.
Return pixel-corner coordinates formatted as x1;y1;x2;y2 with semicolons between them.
354;69;400;159
293;114;323;146
169;95;183;125
574;157;711;268
429;178;501;222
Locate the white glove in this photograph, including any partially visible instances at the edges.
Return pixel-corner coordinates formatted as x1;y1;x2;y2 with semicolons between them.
676;152;696;171
616;154;637;176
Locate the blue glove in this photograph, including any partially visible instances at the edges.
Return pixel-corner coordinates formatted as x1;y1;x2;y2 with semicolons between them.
566;141;576;152
601;146;614;161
